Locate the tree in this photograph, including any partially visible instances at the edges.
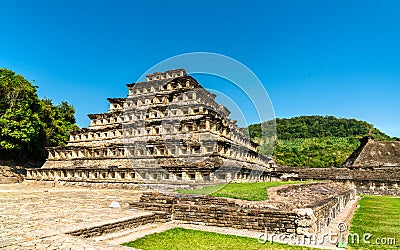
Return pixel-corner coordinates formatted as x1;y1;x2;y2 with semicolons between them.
39;98;79;147
0;68;43;158
0;68;79;161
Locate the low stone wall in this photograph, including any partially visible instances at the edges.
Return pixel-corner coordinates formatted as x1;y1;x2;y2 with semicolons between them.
175;204;299;234
23;180;215;193
277;167;400;196
306;190;354;232
67;212;169;238
25;167;277;185
270;182;356;233
131;193;300;234
286;167;400;181
0;166;24;184
352;180;400;196
130;186;355;235
23;179;141;190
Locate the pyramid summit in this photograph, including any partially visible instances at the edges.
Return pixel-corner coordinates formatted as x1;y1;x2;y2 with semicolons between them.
27;69;275;184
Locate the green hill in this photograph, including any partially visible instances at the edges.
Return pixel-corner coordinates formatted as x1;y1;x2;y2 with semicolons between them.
246;115;392;168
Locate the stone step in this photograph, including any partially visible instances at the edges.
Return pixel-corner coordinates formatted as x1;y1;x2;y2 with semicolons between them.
66;211;170;238
91;222;166;242
100;222;178;246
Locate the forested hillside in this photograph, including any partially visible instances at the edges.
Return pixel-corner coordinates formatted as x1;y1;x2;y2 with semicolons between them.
247;116;392;167
0;68;79;162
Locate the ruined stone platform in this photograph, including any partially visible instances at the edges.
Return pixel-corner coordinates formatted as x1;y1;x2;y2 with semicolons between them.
130;181;356;236
0;181;358;249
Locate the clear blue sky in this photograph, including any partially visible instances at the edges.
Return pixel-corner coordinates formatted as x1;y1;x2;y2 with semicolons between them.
1;0;399;137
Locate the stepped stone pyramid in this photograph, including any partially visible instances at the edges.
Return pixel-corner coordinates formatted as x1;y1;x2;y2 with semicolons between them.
343;136;400;167
27;69;275;184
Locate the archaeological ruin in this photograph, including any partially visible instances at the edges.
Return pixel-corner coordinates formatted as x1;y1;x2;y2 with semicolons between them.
275;136;400;196
342;136;400;168
11;70;395;249
26;69;275;184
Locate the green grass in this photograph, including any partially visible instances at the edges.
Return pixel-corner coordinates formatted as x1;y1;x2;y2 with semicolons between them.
349;195;400;249
176;181;308;201
122;227;311;250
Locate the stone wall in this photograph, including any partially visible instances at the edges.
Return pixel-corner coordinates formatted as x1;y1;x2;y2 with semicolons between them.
352;180;400;196
66;212;169;238
131;193;300;234
306;191;354;232
0;166;24;184
277;167;400;196
25;167;278;185
174;204;299;234
130;187;355;235
279;167;400;181
270;182;356;233
23;180;141;190
23;180;209;193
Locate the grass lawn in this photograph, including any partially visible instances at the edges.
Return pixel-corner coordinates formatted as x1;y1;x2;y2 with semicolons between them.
349;195;400;249
122;227;311;250
176;181;308;201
